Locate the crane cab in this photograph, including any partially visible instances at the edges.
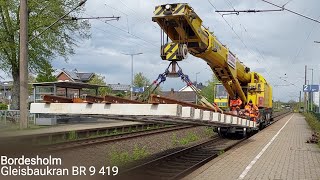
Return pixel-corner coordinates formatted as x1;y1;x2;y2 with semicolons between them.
214;83;229;110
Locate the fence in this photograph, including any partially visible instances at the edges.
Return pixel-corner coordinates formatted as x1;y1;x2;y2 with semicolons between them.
0;110;36;125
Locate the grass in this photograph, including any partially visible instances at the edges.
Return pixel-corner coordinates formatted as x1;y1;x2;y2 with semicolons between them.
303;112;320;147
109;145;149;166
67;131;77;140
172;132;200;146
204;127;215;137
218;150;225;155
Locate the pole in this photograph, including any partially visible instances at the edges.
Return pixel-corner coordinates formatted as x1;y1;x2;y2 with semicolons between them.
299;91;301;110
131;55;133;100
311;69;314;112
19;0;28;129
121;52;143;100
195;72;200;104
304;65;307;112
3;84;6;100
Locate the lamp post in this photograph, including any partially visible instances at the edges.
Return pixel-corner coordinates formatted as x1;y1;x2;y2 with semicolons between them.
122;52;143;100
195;72;200;104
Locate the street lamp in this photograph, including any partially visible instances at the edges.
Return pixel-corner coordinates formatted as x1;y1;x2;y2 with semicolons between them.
122;52;143;100
195;72;200;104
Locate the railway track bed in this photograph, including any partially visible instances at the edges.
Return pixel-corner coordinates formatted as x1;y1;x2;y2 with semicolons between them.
117;111;292;180
43;125;193;151
119;137;244;180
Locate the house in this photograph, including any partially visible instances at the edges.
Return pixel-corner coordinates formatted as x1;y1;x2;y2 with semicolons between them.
179;82;205;92
56;69;95;83
161;89;197;103
54;69;96;97
160;83;205;104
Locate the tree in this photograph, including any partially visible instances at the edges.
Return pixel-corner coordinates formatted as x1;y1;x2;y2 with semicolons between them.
35;62;57;82
133;72;162;96
87;74;112;96
28;73;36;94
133;72;150;87
0;0;90;109
200;75;219;103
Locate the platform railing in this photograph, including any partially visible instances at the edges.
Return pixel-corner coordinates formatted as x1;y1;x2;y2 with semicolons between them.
0;110;36;125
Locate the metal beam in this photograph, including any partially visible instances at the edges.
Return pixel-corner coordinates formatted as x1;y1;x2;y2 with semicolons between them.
104;95;143;104
149;94;217;112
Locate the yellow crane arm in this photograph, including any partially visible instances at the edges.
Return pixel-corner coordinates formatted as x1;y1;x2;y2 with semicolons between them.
152;3;252;103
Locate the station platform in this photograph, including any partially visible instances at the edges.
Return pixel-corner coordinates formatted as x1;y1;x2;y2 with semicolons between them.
185;113;320;180
0;119;143;138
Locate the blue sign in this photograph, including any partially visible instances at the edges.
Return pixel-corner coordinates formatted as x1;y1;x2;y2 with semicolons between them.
303;85;319;92
132;87;144;93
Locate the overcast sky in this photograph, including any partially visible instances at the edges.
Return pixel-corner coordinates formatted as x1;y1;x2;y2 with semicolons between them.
2;0;320;102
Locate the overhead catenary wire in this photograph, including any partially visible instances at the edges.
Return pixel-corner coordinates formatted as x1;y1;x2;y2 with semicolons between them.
57;1;159;48
84;10;158;48
220;0;304;88
117;0;160;30
64;16;120;21
208;0;299;89
32;1;159;54
219;0;300;89
104;3;130;32
28;0;88;43
91;26;157;53
261;0;320;24
219;0;283;16
216;9;283;16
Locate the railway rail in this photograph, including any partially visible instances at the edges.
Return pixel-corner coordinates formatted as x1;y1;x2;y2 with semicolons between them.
118;110;291;180
43;124;194;151
0;122;181;147
45;110;289;151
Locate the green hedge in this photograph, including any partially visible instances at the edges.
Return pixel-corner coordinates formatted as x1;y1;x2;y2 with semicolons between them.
0;103;8;110
303;112;320;134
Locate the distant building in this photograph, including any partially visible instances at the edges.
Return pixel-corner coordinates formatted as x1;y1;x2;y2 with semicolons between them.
56;69;95;83
54;69;96;97
160;82;205;103
179;82;205;92
0;81;12;103
161;89;197;103
108;83;130;94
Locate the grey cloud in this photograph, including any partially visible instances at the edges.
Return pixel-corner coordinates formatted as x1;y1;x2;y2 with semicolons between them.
50;0;320;102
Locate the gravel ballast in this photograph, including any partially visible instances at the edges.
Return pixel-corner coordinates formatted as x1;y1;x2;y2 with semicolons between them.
52;126;216;169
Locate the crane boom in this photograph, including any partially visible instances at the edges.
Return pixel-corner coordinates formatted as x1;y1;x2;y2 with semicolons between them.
152;3;272;109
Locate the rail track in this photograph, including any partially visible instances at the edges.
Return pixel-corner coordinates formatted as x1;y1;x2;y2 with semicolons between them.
45;110;289;151
43;124;194;151
119;136;242;180
118;110;292;180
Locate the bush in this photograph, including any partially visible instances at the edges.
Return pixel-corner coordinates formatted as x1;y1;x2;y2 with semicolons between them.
303;113;320;133
0;103;8;110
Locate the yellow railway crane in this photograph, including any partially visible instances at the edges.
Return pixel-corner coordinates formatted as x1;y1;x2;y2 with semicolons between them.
152;3;273;132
